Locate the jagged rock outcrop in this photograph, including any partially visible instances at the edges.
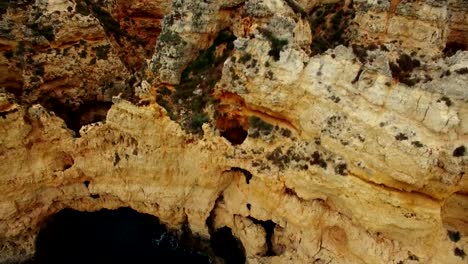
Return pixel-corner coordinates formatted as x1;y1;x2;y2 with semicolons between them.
1;0;467;263
0;0;171;133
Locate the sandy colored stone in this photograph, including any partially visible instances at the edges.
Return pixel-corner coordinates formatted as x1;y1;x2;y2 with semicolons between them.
0;0;468;263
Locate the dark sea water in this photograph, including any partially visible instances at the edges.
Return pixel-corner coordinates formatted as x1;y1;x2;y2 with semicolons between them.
29;207;245;264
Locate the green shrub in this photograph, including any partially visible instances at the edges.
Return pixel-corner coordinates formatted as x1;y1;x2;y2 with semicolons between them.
78;50;87;58
239;53;252;64
309;2;354;55
92;45;110;60
191;113;209;130
29;23;55;42
258;28;288;61
250;116;273;134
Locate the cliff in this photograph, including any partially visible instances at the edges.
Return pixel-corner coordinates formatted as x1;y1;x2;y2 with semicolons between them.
0;0;467;263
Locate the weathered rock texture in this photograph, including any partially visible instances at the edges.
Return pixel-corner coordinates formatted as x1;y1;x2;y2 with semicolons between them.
1;0;467;263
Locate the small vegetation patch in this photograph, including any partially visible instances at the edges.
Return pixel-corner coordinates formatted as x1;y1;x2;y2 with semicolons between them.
267;145;327;172
437;96;452;107
158;30;183;46
78;49;87;58
249;116;274;138
266;147;289;170
455;67;468;75
156;30;236;135
308;1;355;54
190;113;209;130
238;52;252;64
390;53;421;86
395;133;408;141
258;28;289;61
310;151;327;169
411;141;424;148
92;45;111;60
28;23;55;42
351;44;368;63
335;163;348;176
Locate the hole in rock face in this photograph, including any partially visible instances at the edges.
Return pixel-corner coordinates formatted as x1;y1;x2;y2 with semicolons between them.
220;127;248;145
248;217;277;256
40;97;112;135
32;208;212;264
230;167;253;184
210;227;246;264
216;115;248;145
443;42;467;57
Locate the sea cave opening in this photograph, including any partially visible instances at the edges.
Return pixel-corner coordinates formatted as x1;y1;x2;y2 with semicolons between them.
29;207;212;264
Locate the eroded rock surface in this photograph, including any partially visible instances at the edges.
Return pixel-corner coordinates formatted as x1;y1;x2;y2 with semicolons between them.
1;0;467;263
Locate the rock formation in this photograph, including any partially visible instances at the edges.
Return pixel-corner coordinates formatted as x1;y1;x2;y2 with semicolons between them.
0;0;467;263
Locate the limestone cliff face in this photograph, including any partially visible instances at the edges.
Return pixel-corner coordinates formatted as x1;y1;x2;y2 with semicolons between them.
1;0;467;263
0;0;171;133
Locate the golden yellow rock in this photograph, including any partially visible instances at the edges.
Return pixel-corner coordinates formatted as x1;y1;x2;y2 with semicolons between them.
0;0;467;263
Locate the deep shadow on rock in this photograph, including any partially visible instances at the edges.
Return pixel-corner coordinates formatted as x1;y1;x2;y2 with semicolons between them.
29;208;213;264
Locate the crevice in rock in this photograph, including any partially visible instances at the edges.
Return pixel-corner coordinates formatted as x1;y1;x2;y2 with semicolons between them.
77;0;155;71
32;207;212;264
215;91;299;135
443;42;467;57
216;114;248;145
205;195;246;264
247;217;278;256
39;97;112;136
454;247;466;259
60;153;74;171
447;230;460;242
348;171;439;201
206;196;223;235
230;167;253;184
210;227;246;264
83;181;90;188
441;192;468;235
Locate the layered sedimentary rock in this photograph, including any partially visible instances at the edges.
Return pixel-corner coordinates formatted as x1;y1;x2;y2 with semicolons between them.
1;0;467;263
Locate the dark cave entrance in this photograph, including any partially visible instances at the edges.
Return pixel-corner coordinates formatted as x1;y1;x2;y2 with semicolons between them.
215;114;248;145
443;41;467;57
40;97;112;136
30;208;212;264
220;127;248;145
